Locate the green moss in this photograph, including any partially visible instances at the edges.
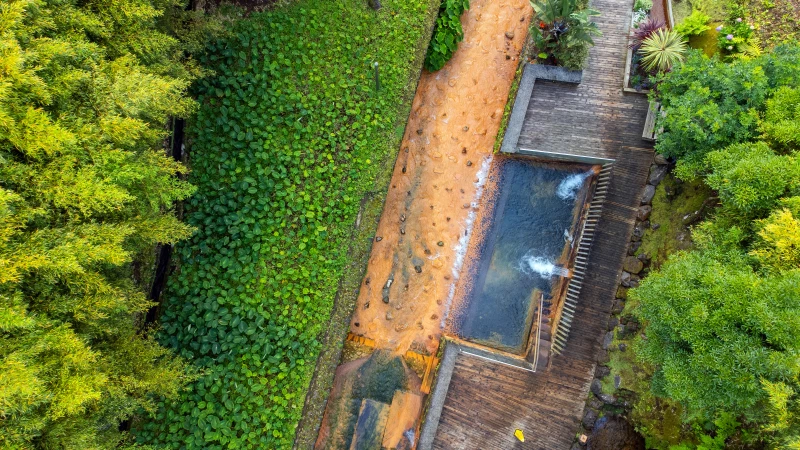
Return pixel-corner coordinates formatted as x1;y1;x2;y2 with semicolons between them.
672;0;693;26
636;173;713;269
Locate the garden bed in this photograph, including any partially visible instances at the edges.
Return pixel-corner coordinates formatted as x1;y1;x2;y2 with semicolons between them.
623;0;674;93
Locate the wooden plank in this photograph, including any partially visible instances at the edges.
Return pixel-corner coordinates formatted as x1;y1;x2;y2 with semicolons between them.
428;0;654;446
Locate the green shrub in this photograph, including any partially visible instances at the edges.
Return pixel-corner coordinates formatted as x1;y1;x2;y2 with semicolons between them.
654;46;800;175
716;3;756;55
634;0;653;12
424;0;470;71
133;1;434;448
530;0;602;70
675;10;711;37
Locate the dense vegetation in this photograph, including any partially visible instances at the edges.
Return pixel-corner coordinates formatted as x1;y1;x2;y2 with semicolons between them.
0;0;222;447
133;1;434;448
424;0;470;71
529;0;601;69
625;45;800;448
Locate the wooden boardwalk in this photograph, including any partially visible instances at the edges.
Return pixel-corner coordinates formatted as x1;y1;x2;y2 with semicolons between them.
429;0;654;447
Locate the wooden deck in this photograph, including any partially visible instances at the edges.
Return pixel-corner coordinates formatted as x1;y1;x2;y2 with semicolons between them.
429;0;654;447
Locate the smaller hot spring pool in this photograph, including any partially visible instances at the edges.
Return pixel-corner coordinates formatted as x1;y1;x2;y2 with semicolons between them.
452;157;597;354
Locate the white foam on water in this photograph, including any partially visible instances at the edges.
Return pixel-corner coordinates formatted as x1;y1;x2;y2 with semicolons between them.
556;170;593;200
563;228;573;243
519;255;570;279
441;154;493;329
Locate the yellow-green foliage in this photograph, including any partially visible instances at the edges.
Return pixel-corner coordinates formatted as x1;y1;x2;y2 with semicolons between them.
750;198;800;272
0;0;209;447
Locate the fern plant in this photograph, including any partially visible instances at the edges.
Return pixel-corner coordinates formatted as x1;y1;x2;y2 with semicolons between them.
674;10;711;37
640;28;688;72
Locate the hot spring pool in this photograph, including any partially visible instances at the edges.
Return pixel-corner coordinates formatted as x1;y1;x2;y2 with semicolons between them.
453;157;597;354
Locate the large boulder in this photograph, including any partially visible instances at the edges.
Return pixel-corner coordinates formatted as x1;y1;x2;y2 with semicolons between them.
623;256;644;274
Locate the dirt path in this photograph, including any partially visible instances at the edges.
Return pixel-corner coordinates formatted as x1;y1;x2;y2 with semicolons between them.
349;0;532;355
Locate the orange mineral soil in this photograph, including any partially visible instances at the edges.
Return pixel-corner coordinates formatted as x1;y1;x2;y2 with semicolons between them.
349;0;532;355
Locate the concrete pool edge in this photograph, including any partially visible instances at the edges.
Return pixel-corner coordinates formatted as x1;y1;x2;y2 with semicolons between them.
500;63;584;155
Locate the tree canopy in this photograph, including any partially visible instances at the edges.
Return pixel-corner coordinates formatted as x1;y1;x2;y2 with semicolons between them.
0;0;209;447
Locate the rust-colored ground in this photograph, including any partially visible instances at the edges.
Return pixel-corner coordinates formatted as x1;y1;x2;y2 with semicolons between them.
349;0;533;355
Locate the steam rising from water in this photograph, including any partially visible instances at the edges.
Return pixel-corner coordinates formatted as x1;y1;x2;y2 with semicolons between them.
520;255;570;279
556;171;593;200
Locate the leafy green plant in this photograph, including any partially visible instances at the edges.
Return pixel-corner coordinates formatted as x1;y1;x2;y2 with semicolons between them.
634;0;653;12
530;0;602;70
424;0;470;71
639;28;688;72
630;18;667;50
132;1;435;448
716;4;756;55
654;45;800;176
675;10;711;37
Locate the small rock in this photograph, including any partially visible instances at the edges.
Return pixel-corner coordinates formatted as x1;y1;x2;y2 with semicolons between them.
382;295;390;304
591;379;603;396
641;185;656;205
461;147;467;154
463;203;470;209
395;324;407;332
400;227;405;235
620;271;631;287
430;314;438;320
637;205;652;221
651;222;660;230
627;241;641;256
614;375;621;389
682;210;703;226
602;331;614;350
462;125;469;132
400;214;406;222
385;311;393;320
582;409;598;430
414;265;422;273
354;322;360;327
648;164;668;185
612;300;625;314
632;224;645;240
619;343;628;352
654;153;669;165
596;350;610;365
466;160;473;167
607;317;619;330
437;241;444;247
589;399;603;410
637;252;650;263
597;393;617;405
505;31;515;39
416;128;423;135
623;256;644;274
402;166;406;173
596;365;610;379
616;286;628;299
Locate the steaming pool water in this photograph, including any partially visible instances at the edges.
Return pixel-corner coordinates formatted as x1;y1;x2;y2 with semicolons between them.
452;157;596;354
